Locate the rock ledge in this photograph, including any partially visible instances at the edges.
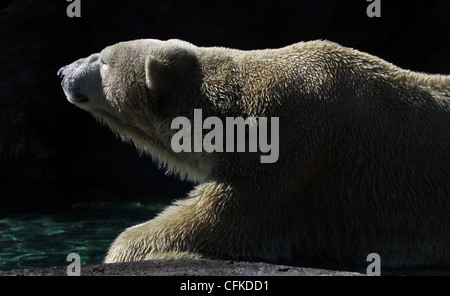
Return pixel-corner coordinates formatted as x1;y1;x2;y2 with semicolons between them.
0;258;364;276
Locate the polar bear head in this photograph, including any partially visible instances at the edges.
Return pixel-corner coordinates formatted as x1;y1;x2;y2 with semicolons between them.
57;39;210;181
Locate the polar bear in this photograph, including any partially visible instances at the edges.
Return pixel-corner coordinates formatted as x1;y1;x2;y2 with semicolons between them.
58;39;450;268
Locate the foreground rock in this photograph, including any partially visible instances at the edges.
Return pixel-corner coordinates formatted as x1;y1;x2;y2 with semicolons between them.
1;258;450;276
0;258;365;276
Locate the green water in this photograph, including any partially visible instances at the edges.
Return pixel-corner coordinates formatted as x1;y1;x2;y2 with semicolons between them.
0;200;169;271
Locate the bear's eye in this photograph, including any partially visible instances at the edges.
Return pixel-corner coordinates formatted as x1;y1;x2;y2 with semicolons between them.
100;58;107;65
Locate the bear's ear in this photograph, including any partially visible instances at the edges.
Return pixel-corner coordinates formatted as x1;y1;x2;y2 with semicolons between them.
145;55;167;91
145;48;199;100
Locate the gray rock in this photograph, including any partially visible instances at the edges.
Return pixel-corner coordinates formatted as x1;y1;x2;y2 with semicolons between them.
0;258;364;276
2;258;450;276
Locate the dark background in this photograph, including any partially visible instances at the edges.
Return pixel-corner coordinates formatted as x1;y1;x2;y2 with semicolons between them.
1;0;449;214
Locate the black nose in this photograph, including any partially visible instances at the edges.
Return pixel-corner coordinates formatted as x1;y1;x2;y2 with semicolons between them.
57;66;66;78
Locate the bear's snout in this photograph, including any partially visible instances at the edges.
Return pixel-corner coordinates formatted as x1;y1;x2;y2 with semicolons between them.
58;54;103;105
58;65;89;103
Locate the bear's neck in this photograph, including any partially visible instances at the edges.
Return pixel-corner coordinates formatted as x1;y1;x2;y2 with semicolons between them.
196;47;294;117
